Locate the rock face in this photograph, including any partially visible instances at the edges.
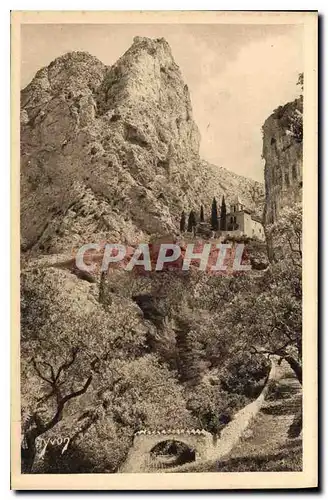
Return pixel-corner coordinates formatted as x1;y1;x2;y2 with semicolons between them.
21;37;263;256
262;97;303;226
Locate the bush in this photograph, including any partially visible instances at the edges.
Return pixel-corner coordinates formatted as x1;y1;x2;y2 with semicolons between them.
220;352;270;398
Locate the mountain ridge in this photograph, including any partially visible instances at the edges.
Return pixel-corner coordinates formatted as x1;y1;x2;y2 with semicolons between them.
21;37;263;255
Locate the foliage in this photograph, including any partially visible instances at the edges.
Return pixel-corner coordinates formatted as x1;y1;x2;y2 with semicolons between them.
288;108;303;143
174;316;211;385
211;197;219;231
267;202;302;266
20;267;149;471
297;72;304;92
187;210;197;232
220;258;302;383
220;196;227;231
220;352;270;398
179;210;186;232
185;381;248;435
200;205;205;223
34;355;193;473
272;78;303;144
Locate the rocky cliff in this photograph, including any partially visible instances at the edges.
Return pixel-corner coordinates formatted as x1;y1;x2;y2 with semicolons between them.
262;97;303;226
21;36;263;255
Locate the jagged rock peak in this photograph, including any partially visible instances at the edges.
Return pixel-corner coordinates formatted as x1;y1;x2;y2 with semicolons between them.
131;35;174;54
21;50;107;124
95;36;192;119
22;50;107;92
119;36;177;67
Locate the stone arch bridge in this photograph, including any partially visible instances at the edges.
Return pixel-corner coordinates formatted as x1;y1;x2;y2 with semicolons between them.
120;360;277;472
120;429;215;472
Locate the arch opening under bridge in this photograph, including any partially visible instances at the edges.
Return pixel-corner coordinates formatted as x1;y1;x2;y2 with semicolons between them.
149;439;196;469
120;429;215;472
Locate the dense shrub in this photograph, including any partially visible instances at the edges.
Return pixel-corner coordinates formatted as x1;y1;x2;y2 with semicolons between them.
220;352;270;398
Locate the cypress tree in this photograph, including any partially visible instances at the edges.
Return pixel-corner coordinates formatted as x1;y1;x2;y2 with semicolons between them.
191;211;197;229
200;205;205;222
180;211;186;232
220;196;227;231
187;210;197;232
211;198;219;231
175;319;204;385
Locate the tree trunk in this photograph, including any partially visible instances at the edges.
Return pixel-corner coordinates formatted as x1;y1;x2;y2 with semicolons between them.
284;355;302;384
21;433;37;473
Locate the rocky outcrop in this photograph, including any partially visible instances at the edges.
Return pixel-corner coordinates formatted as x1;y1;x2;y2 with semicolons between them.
21;37;263;256
262;97;303;226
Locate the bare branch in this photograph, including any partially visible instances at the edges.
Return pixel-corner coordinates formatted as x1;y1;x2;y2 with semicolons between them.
55;347;79;382
32;358;53;385
38;375;93;436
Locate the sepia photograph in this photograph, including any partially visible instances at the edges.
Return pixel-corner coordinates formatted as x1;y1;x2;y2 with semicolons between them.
11;10;318;490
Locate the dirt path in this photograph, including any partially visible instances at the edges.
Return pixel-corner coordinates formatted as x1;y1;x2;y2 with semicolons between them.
225;361;302;466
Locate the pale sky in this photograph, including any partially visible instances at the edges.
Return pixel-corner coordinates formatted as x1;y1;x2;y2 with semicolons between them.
21;24;303;182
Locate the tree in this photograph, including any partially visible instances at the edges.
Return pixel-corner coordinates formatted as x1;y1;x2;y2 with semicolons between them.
221;259;302;384
289;108;303;143
220;196;227;231
21;352;93;473
200;205;205;223
180;211;186;232
297;72;304;93
289;75;303;142
220;351;270;398
187;210;197;233
185;381;247;436
267;202;302;265
174;317;206;386
38;355;195;473
211;198;219;231
20;266;149;472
